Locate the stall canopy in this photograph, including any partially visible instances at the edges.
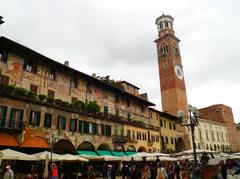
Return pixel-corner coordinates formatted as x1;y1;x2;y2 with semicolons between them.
77;150;98;156
0;149;38;161
32;151;62;161
59;154;89;162
112;151;127;157
97;150;113;156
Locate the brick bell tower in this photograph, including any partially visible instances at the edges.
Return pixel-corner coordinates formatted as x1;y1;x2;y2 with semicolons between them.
155;14;190;150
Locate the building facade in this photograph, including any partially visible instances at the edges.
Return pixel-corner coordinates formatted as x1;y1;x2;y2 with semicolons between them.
192;118;230;152
150;108;179;153
199;104;240;151
0;36;163;154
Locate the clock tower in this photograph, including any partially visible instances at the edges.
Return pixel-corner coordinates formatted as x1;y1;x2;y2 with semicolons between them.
155;14;190;149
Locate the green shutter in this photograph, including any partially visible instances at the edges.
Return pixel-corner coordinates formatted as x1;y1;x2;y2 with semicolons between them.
18;110;24;129
0;106;7;128
62;117;66;130
9;108;15;128
36;112;41;127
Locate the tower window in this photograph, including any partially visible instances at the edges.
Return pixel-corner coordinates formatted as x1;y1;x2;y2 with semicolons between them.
161;45;168;57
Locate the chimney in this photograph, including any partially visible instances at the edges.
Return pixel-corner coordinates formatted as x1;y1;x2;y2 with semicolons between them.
64;61;69;67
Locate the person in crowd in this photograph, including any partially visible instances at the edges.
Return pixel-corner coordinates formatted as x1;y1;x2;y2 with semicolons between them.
141;164;151;179
217;160;227;179
107;165;115;179
51;163;58;179
87;165;96;179
3;165;14;179
156;163;168;179
150;162;158;179
166;163;174;179
102;162;108;179
226;160;240;179
173;162;181;179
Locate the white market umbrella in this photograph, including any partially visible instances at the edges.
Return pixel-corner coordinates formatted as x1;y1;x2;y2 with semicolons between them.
174;149;215;156
148;152;170;157
158;156;177;161
33;151;62;162
0;149;38;161
0;151;3;166
59;154;89;162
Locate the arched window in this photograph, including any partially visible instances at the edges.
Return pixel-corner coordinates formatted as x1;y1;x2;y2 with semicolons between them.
160;45;168;57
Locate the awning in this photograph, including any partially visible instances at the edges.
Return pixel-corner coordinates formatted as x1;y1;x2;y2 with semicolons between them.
0;149;39;161
125;151;137;156
112;151;127;157
97;150;113;156
77;150;98;156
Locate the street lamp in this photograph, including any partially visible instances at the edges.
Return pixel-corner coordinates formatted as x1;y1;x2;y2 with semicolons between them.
0;16;4;25
177;104;199;167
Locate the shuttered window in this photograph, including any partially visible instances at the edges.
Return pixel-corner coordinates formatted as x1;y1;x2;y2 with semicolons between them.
57;116;66;130
29;111;41;127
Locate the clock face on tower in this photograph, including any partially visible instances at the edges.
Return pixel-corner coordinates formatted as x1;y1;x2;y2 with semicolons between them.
174;65;184;80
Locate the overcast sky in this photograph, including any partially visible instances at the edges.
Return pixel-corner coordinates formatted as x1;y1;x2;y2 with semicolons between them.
1;0;240;123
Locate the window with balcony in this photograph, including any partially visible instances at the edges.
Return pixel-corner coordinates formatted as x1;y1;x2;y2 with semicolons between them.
57;116;66;130
29;111;41;127
70;119;77;132
9;108;24;129
0;75;9;86
0;106;8;128
30;84;38;94
44;113;52;128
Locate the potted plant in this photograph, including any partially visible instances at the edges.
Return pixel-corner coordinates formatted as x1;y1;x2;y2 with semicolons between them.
38;94;47;101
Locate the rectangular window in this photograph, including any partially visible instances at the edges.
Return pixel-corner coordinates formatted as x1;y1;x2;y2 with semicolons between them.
78;121;83;133
0;106;8;128
165;136;168;144
150;112;152;118
0;75;9;86
57;116;66;130
0;50;8;63
156;114;159;120
141;105;144;111
171;137;174;144
44;113;52;128
115;110;119;117
161;136;165;146
48;90;55;99
87;82;93;93
127;130;131;139
29;111;41;127
106;125;111;137
127;100;130;107
173;123;176;130
199;131;202;140
169;122;172;129
72;97;77;104
127;113;131;121
30;84;38;94
160;120;163;127
83;121;89;134
49;69;56;80
70;119;77;132
93;123;98;135
103;90;108;99
104;106;108;119
164;120;166;128
9;108;24;129
132;130;135;139
24;59;37;73
115;95;119;103
72;78;78;88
